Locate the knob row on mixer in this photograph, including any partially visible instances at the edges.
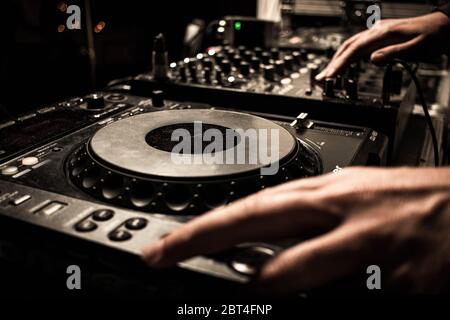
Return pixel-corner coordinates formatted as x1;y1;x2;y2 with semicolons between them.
166;46;367;101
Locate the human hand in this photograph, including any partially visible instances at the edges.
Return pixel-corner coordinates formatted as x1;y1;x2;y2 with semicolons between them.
142;167;450;294
316;12;450;81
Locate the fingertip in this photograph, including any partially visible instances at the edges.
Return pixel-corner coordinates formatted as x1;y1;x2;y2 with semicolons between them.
370;51;387;65
141;241;166;268
315;71;326;81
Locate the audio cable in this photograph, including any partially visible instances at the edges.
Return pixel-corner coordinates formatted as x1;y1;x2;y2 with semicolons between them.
382;59;440;167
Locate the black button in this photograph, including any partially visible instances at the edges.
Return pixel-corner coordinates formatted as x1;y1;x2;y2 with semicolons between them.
108;229;132;242
105;93;125;101
229;246;276;276
125;218;148;230
75;220;98;232
92;209;115;221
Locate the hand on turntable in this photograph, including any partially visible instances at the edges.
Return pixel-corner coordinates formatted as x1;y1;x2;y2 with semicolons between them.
316;12;450;81
142;167;450;293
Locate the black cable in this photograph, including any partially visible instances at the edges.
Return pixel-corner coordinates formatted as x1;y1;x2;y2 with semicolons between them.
384;59;440;167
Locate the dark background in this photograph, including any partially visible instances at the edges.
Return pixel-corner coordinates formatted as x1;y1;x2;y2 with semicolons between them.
0;0;256;116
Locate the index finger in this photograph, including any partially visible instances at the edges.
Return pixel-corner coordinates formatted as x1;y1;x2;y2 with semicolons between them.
141;189;339;268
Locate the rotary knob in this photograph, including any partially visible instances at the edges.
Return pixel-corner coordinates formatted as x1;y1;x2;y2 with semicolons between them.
274;60;285;76
324;78;335;97
270;48;280;60
283;55;294;71
345;79;358;100
292;51;302;66
251;57;261;73
263;65;275;81
152;90;165;107
261;52;271;65
220;59;231;74
253;47;263;58
85;93;105;109
239;61;250;77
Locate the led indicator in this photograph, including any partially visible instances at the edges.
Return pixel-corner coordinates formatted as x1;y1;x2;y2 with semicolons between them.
234;21;242;31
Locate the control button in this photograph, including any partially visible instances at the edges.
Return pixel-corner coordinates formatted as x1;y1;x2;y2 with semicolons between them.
179;64;187;82
22;157;39;166
125;218;148;230
274;60;285;76
220;59;231;74
253;47;263;58
214;53;225;65
92;209;115;221
0;121;16;130
75;220;98;232
292;51;302;65
85;93;106;110
40;201;66;216
17;113;37;122
270;48;280;60
105;93;125;101
231;54;242;66
250;57;261;72
261;52;271;65
108;229;132;242
203;67;212;83
230;246;276;276
151;90;165;108
263;65;275;82
345;79;358;100
202;58;213;69
283;55;294;71
11;194;32;206
37;106;56;114
2;166;19;176
243;50;253;62
239;61;250;77
324;78;335;98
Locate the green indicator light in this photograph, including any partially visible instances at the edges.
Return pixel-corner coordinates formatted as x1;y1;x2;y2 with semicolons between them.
234;21;242;31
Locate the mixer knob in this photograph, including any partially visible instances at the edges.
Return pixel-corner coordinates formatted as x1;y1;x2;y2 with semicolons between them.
274;60;285;76
251;57;261;72
270;48;280;60
345;79;358;100
215;67;223;83
300;49;308;60
292;51;302;66
243;50;254;62
263;65;275;82
237;45;247;54
151;90;165;107
231;54;243;66
220;59;231;74
239;61;250;77
85;93;105;109
204;67;212;83
308;64;320;84
202;58;213;69
187;58;197;69
324;78;335;98
283;55;294;71
215;53;226;65
179;64;187;82
225;49;236;58
261;52;271;65
254;47;263;58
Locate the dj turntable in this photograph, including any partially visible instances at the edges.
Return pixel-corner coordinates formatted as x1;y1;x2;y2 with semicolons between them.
0;91;387;291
